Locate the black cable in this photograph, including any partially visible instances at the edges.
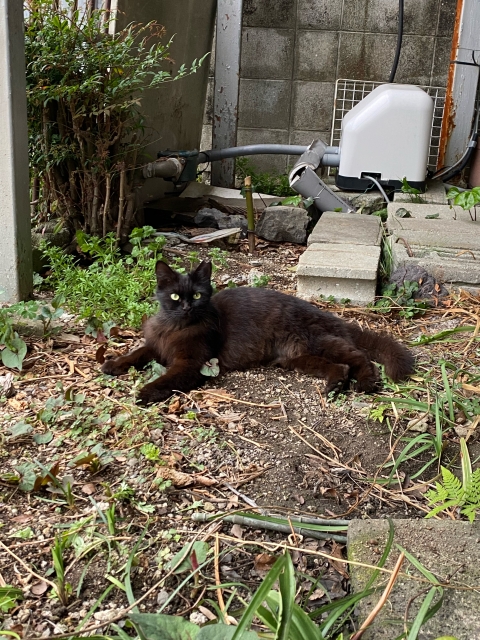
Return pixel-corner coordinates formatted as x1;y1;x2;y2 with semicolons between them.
389;0;404;83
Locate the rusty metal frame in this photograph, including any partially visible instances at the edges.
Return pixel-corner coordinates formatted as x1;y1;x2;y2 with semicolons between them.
438;0;480;168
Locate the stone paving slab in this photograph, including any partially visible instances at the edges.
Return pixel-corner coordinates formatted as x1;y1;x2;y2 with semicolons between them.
297;243;380;305
393;179;448;205
389;239;480;287
387;202;476;229
308;211;382;246
348;519;480;640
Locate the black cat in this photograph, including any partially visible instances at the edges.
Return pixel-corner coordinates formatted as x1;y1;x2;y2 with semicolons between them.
102;260;415;404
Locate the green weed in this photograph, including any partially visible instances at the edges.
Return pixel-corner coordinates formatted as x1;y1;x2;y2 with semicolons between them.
236;157;295;197
42;226;165;330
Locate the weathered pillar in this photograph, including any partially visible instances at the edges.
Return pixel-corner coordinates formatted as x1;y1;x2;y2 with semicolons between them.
0;0;32;303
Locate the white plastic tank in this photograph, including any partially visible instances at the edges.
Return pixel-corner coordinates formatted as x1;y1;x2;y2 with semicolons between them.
336;84;434;191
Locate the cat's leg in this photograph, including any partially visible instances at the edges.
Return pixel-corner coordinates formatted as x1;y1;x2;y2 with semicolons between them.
283;355;350;394
315;336;379;393
102;345;156;377
137;360;206;405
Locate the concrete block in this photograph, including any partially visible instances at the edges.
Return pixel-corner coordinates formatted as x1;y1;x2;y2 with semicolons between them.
297;0;343;30
297;243;381;305
431;35;452;86
241;28;294;80
238;79;291;129
236;127;289;174
341;0;438;35
243;0;297;28
393;180;447;205
308;211;382;246
291;81;335;131
390;238;480;287
438;0;458;37
387;202;477;230
294;30;339;82
348;519;480;640
391;228;480;252
338;32;435;85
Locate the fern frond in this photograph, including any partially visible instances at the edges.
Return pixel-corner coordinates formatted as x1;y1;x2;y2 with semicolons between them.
465;469;480;505
460;504;479;524
441;467;465;504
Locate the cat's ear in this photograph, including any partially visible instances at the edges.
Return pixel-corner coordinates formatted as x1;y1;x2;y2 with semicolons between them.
192;260;212;282
155;261;177;287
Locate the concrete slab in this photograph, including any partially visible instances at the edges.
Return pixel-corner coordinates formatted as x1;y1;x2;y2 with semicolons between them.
179;182;279;209
348;519;480;640
297;243;380;305
308;211;382;246
393;179;448;205
389;238;480;287
390;229;480;252
387;202;476;228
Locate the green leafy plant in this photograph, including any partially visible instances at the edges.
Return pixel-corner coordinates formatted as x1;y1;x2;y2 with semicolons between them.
42;226;165;329
446;185;480;221
251;274;270;288
426;438;480;522
25;0;207;238
52;535;72;605
236;157;295;198
207;248;229;273
0;587;24;613
140;443;161;462
0;295;65;370
373;280;428;318
401;177;425;204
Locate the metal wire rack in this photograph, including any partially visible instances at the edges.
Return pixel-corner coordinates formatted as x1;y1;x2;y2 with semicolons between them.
330;79;446;171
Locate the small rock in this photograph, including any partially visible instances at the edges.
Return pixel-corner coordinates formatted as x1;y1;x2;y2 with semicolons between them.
255;206;309;244
454;424;470;438
194;208;227;228
203;501;216;512
407;417;429;433
190;611;208;625
156;589;169;606
217;214;247;233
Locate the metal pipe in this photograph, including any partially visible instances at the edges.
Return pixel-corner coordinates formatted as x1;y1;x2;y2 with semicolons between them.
142;157;184;180
199;144;339;164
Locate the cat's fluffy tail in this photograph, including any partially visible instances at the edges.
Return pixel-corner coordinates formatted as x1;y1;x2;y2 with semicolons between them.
346;322;415;382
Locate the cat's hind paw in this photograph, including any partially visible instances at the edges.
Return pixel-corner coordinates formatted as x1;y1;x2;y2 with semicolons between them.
137;384;172;406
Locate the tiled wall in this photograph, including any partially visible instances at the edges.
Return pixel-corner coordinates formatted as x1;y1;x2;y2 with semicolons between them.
202;0;457;174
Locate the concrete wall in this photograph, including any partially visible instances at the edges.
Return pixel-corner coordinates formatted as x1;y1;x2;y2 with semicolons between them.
202;0;457;174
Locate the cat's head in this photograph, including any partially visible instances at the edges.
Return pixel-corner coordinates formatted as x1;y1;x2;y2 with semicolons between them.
155;260;213;323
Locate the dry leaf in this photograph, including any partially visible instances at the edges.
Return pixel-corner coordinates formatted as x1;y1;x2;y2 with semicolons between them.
31;581;49;596
168;398;181;413
198;606;216;621
230;524;243;539
254;553;277;572
11;515;31;524
81;483;96;495
156;467;216;487
329;542;349;579
95;345;107;364
0;373;15;398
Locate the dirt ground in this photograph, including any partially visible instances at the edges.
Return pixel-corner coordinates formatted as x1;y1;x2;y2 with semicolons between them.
1;238;479;637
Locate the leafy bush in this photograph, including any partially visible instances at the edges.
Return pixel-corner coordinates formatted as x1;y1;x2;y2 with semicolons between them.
25;0;206;238
42;226;165;330
236;157;296;197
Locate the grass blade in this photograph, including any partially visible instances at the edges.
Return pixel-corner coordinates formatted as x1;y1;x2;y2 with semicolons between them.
232;555;287;639
277;553;295;640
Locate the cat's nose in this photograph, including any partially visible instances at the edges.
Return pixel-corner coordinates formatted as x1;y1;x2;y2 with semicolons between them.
182;302;190;311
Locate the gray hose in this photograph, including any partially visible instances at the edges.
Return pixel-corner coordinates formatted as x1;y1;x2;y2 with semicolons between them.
363;174;390;204
198;144;339;164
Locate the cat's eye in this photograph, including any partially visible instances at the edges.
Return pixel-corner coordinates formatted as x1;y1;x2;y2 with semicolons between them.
193;292;201;300
170;293;180;301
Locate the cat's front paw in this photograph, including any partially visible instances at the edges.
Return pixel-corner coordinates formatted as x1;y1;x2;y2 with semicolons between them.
137;384;172;405
101;358;128;377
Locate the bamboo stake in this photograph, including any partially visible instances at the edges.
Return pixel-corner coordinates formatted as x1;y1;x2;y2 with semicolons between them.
244;176;255;254
116;164;126;246
104;172;111;237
